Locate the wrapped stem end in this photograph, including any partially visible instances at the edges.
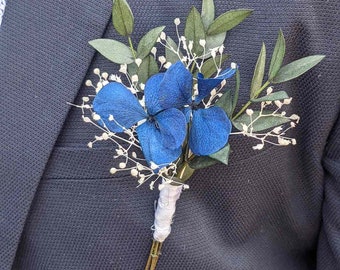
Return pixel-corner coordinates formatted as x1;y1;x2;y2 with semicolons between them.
145;181;183;270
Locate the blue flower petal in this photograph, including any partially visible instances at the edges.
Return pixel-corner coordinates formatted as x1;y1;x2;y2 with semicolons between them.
144;73;164;116
196;67;237;103
189;107;232;155
158;61;193;109
154;108;187;150
93;82;147;132
136;121;182;167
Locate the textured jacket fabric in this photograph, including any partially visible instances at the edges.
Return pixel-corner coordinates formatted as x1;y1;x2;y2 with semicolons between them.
1;0;339;269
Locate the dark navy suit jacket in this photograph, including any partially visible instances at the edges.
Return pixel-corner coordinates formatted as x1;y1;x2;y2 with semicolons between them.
1;0;339;269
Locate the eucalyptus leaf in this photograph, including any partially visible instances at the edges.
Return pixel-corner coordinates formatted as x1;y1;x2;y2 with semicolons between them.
250;42;266;98
201;0;215;30
251;91;289;102
188;155;218;169
112;0;134;36
216;89;233;118
268;29;285;79
165;36;183;63
232;69;240;114
233;110;291;132
207;9;253;35
209;144;230;165
89;39;134;64
270;55;325;84
137;26;165;60
185;6;206;56
200;54;230;78
137;55;159;84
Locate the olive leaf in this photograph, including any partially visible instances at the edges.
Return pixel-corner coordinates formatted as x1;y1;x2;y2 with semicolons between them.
200;54;230;78
137;26;165;60
216;89;233;118
165;36;183;63
268;29;285;79
201;0;215;30
232;110;291;132
207;9;253;35
185;6;206;56
270;55;325;83
89;39;134;64
137;55;159;84
251;91;289;102
250;42;266;98
112;0;134;36
188;155;218;169
209;144;230;165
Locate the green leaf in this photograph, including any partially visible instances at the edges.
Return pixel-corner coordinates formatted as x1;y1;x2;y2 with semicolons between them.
203;32;226;58
127;62;138;76
251;91;289;102
200;54;230;78
188;155;218;169
216;89;233;118
112;0;134;36
201;0;215;30
137;55;159;84
165;36;183;63
185;6;206;56
89;39;134;64
137;26;165;60
270;55;325;84
268;29;285;79
232;110;291;132
209;144;230;165
232;69;240;114
207;9;253;35
250;42;266;98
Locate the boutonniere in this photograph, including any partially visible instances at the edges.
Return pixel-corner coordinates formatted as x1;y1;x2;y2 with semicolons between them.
74;0;324;268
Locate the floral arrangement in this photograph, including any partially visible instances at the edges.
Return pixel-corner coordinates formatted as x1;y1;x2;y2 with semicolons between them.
75;0;324;268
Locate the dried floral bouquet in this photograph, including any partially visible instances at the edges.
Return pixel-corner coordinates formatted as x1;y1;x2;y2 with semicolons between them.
73;0;324;268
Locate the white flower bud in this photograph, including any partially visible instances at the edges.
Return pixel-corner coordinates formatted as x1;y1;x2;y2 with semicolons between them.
102;132;109;140
164;62;172;69
274;100;282;108
82;116;91;123
131;74;139;83
85;80;92;86
130;169;138;177
266;87;273;95
174;18;180;25
150;161;158;170
87;142;93;148
102;72;108;80
231;62;237;69
283;97;292;104
272;126;283;134
151;47;157;56
246;109;254;116
93;68;100;75
252;144;264;150
92;113;101;121
278;137;291;146
188;40;193;51
218;45;224;54
160;32;166;40
135;58;142;67
158;56;166;64
119;162;126;169
291;139;297;145
199;39;206;47
119;64;127;74
110;167;117;174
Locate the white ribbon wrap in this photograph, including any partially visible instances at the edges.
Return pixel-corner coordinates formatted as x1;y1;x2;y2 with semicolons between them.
153;182;182;242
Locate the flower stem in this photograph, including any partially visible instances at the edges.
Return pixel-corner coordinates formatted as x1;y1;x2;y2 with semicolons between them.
145;240;162;270
232;80;270;120
128;36;137;59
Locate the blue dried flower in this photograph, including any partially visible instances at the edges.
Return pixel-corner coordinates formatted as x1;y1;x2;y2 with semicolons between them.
93;78;187;167
156;61;236;156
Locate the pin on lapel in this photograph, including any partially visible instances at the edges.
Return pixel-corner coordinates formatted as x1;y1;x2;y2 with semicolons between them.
70;0;324;268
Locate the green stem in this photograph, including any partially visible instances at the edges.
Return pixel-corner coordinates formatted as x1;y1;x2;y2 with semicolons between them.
232;80;270;120
128;36;137;59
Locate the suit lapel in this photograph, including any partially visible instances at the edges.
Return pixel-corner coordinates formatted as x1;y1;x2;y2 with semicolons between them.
0;0;111;268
